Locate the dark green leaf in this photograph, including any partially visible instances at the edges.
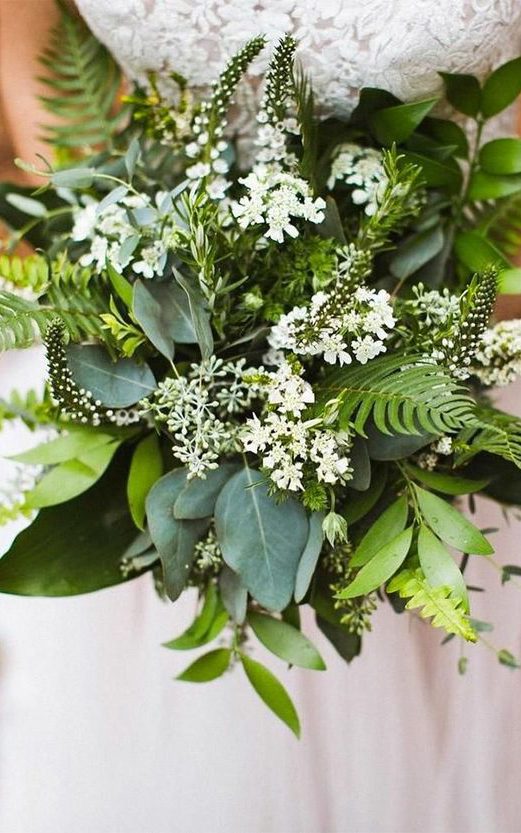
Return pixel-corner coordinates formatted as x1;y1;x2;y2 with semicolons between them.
127;433;163;529
294;512;324;603
240;654;300;737
350;496;408;567
414;485;494;555
405;463;489;495
439;72;481;116
349;437;371;491
214;465;309;611
481;57;521;118
174;463;239;519
497;648;521;669
369;98;437;145
421;117;469;158
401;151;463;192
133;279;197;360
248;611;325;670
177;648;231;682
337;527;413;599
315;615;361;663
366;422;435;461
67;344;156;407
344;465;387;525
164;584;228;649
316;196;346;244
0;453;139;595
390;225;444;280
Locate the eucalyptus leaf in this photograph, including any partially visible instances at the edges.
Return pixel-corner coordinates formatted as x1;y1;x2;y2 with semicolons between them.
133;278;196;360
248;611;325;670
414;485;494;555
214;465;308;611
219;566;248;623
97;186;128;214
127;433;163;530
124;137;141;178
174;269;214;360
240;654;300;737
5;193;47;217
294;511;324;603
177;648;231;682
350;496;409;567
337;527;413;599
366;422;435;461
67;344;156;407
174;463;239;519
0;454;139;595
51;167;94;189
417;524;469;610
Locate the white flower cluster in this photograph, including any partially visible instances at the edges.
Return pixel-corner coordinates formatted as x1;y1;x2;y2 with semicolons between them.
140;357;259;478
232;166;326;243
242;362;352;492
327;143;389;216
472;320;521;386
268;284;396;366
0;461;42;514
185;134;231;201
72;192;182;278
406;284;461;327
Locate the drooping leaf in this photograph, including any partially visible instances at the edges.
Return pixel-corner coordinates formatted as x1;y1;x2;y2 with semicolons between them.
164;584;228;649
294;511;324;603
214;465;309;611
414;485;494;555
177;648;231;682
0;453;139;595
66;344;156;407
240;654;300;737
219;566;248;624
405;463;489;495
106;260;133;307
133;279;197;360
417;524;469;610
173;463;239;519
315;615;362;663
337;527;413;599
127;433;163;529
390;225;444;279
350;496;409;567
248;611;326;670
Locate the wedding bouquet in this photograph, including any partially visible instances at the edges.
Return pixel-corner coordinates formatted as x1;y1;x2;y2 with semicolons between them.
2;8;521;734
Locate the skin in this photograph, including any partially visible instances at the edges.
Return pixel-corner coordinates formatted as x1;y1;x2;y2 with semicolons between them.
0;0;520;315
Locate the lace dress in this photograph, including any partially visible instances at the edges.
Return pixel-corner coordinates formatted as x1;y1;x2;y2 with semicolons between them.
1;3;521;832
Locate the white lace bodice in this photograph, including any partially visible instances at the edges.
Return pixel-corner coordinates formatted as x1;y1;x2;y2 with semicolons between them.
76;0;521;127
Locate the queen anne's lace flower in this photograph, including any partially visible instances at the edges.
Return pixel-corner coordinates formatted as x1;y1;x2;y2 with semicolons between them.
327;144;389;216
472;320;521;386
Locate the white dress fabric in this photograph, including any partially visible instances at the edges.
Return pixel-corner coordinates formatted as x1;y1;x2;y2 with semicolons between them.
2;3;521;831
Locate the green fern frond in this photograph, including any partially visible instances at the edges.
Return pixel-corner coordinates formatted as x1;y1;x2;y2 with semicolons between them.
317;354;475;436
388;568;477;642
0;290;56;350
38;1;124;152
456;407;521;469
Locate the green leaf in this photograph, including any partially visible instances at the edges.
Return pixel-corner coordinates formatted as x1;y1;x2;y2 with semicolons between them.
350;496;408;568
390;226;444;280
498;268;521;294
497;648;521;669
468;171;521;202
219;566;248;623
369;98;437;145
248;611;326;670
240;654;300;737
421;117;469;158
344;465;387;525
67;344;156;407
405;463;489;495
145;469;209;600
413;485;494;555
173;463;239;519
480;139;521;175
439;72;481;116
481;57;521;118
51;167;95;189
5;193;47;217
0;453;139;595
294;511;324;603
401;151;463;192
417;524;469;610
106;260;133;307
11;426;115;465
214;465;309;611
125;137;141;178
349;437;371;491
177;648;231;682
316;197;346;244
174;269;213;361
366;423;435;461
127;433;163;530
25;440;120;508
454;231;509;273
133;279;197;360
337;527;413;599
164;584;228;649
315;615;361;663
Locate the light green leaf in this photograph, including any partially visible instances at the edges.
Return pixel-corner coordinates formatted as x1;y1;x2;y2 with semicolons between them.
67;344;156;407
219;566;248;624
439;72;481;116
214;465;309;611
174;269;214;361
177;648;231;682
25;440;120;508
369;98;437;144
106;260;133;307
294;511;324;603
174;463;239;519
350;496;409;567
481;57;521;119
480;139;521;175
405;463;489;495
468;171;521;202
337;527;413;599
417;524;469;610
454;231;510;272
133;279;197;360
240;654;300;737
498;268;521;295
10;427;115;465
248;611;326;670
414;485;494;555
127;433;163;529
164;584;228;649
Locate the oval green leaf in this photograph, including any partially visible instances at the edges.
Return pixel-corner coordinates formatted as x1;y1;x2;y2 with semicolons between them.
219;566;248;624
174;463;239;520
406;463;489;495
337;527;413;599
127;433;163;529
248;611;326;671
439;72;481;116
481;57;521;119
418;524;469;610
480;138;521;175
177;648;231;682
240;654;300;737
369;98;437;145
294;511;324;603
414;485;494;555
350;495;409;568
133;278;197;360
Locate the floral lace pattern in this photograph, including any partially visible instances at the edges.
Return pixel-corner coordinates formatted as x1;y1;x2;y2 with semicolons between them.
77;0;521;133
